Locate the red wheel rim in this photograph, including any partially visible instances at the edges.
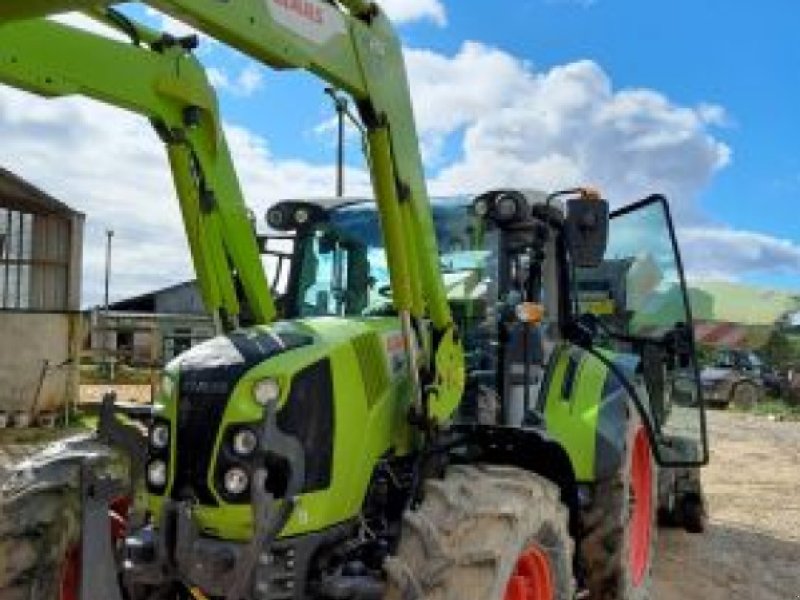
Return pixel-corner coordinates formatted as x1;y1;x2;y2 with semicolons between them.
58;496;131;600
629;427;653;587
59;544;80;600
504;545;555;600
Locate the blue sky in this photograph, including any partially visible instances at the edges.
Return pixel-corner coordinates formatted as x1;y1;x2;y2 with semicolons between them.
2;0;799;303
191;0;800;289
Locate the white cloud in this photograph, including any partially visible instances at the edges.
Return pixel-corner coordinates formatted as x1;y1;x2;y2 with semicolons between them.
402;42;797;283
679;227;800;281
207;64;265;98
377;0;447;26
404;43;731;214
0;34;794;300
0;86;370;306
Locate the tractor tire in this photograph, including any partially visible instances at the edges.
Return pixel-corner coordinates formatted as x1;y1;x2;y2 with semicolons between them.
580;420;657;600
0;435;128;600
0;478;83;600
730;381;760;411
657;446;707;535
384;464;575;600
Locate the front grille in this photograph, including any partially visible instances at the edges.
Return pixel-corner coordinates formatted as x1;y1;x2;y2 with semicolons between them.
277;359;334;493
172;385;230;505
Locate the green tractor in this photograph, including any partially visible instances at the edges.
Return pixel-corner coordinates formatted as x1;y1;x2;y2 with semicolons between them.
234;188;708;599
0;4;708;600
1;189;709;600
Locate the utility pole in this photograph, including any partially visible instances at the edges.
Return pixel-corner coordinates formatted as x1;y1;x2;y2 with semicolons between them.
103;229;114;379
104;229;113;311
325;87;348;197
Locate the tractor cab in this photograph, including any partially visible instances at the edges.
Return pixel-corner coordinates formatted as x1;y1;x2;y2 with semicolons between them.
265;190;707;468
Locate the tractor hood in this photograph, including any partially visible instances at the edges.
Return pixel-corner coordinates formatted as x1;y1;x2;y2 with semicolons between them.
173;325;313;397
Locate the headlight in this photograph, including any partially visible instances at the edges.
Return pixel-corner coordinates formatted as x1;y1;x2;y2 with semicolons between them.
223;467;250;495
150;423;170;449
147;460;168;488
253;378;281;406
232;429;258;456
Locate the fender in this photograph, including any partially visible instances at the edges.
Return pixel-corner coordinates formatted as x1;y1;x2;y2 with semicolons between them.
451;423;580;541
541;345;644;483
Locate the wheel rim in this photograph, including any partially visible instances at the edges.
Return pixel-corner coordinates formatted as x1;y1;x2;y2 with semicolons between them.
58;496;130;600
58;544;80;600
629;427;653;587
504;545;555;600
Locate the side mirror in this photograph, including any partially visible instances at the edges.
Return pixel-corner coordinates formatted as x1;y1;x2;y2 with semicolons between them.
565;198;609;268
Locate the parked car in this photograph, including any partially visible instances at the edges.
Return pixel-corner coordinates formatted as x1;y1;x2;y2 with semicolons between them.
700;349;781;409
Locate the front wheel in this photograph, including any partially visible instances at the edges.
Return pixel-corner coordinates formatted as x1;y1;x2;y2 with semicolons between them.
0;487;82;600
384;464;575;600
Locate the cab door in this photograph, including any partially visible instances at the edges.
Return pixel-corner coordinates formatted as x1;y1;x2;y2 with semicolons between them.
577;194;708;466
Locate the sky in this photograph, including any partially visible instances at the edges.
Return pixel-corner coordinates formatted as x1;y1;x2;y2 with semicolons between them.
1;0;799;306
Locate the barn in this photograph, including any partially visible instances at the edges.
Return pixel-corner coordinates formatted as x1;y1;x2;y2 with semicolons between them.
0;167;84;424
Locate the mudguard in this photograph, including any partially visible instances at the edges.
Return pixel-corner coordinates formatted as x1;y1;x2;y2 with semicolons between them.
540;345;644;483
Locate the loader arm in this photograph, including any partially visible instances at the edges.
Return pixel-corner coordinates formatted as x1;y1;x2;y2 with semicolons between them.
0;0;463;423
0;16;277;328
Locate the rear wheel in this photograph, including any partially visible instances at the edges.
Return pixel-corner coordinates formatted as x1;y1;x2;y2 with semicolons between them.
580;422;657;600
384;464;575;600
730;381;760;410
658;458;707;535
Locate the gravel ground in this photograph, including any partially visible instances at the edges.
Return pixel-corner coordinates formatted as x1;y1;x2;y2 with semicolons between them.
1;407;797;598
79;384;152;405
654;410;800;599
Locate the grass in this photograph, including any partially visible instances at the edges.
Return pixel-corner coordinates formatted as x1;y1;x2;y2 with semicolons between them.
737;396;800;421
80;363;158;385
755;399;800;421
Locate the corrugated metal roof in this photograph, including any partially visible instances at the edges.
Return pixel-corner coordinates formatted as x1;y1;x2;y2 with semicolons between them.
0;167;83;218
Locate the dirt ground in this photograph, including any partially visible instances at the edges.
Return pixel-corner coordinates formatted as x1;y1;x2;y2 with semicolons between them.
1;406;797;598
78;383;152;405
653;410;800;599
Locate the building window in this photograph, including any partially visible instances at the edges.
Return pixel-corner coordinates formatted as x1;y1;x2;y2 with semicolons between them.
0;207;71;311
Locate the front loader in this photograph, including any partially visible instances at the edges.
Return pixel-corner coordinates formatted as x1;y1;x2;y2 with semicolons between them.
0;5;709;600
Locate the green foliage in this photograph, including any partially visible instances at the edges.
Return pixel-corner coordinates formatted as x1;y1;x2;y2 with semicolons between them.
80;363;155;385
761;328;800;370
694;343;717;368
749;398;800;421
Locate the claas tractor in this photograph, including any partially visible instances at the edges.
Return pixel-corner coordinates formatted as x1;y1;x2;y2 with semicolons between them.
0;3;707;600
248;189;710;599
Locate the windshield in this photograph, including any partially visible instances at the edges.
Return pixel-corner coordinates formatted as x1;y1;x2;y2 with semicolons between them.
289;198;495;318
